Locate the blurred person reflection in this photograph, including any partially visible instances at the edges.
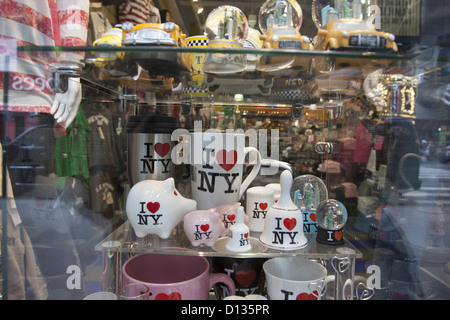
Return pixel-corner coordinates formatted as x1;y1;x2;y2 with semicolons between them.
0;0;91;299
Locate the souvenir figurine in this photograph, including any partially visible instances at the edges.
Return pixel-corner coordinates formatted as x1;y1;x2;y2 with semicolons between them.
126;178;197;239
215;202;249;236
121;21;192;77
226;207;251;252
312;19;397;73
183;208;225;247
260;170;308;250
92;27;125;66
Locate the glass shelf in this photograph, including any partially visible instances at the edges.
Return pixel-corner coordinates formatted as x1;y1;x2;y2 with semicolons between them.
95;220;362;259
17;45;416;60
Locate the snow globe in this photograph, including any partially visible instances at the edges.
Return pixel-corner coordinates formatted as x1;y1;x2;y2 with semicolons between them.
315;199;348;245
203;5;249;74
291;174;328;234
256;0;313;72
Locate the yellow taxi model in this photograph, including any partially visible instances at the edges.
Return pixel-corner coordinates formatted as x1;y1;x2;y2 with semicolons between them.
312;19;398;73
92;27;125;67
256;26;313;72
121;21;191;77
261;26;313;50
314;19;398;52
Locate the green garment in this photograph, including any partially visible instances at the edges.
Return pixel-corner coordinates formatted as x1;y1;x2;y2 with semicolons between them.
54;108;91;181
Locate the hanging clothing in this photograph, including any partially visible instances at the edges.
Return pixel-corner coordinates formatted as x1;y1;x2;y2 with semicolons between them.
118;0;159;25
0;0;89;113
82;101;120;174
54;108;91;181
0;143;48;300
353;121;372;164
86;7;112;46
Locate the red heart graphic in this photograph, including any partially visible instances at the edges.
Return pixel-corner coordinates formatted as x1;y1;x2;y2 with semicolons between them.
155;292;182;300
200;224;210;232
227;214;236;221
154;142;170;157
310;213;316;222
174;190;178;196
296;291;318;300
216;149;237;172
259;203;268;210
146;202;160;213
244;233;249;238
283;218;297;231
334;230;343;241
235;269;256;287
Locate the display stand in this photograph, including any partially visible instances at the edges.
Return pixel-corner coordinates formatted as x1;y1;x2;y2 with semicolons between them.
96;220;364;300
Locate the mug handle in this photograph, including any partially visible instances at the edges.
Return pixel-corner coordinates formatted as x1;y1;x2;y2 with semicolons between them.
210;273;236;297
260;158;292;172
239;147;262;199
308;275;335;299
316;275;356;300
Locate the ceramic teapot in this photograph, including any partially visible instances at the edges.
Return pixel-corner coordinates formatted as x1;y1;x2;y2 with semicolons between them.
260;170;308;250
126;178;197;239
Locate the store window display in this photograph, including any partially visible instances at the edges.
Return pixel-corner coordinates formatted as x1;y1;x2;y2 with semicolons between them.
0;0;448;302
0;0;95;299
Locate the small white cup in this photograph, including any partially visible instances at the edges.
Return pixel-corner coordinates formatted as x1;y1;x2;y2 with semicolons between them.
265;183;281;202
246;186;275;232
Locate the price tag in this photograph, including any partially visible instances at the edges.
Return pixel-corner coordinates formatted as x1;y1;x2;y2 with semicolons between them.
0;38;17;72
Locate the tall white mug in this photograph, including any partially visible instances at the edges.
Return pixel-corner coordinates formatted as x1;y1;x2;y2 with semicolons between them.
190;131;262;210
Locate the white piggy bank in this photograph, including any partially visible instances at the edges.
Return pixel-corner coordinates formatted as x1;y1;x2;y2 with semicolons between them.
126;178;197;239
215;202;249;236
183;208;225;247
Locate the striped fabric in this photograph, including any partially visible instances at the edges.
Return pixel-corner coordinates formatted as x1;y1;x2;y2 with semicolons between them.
0;0;89;113
118;0;152;25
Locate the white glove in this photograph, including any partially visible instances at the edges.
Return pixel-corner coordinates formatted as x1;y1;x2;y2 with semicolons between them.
51;77;82;128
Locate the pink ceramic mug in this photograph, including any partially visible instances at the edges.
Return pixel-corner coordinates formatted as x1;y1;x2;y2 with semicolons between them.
122;253;236;300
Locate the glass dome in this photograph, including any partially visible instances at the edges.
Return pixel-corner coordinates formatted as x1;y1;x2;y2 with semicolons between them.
258;0;303;34
204;5;249;44
291;174;328;211
312;0;379;29
316;199;348;230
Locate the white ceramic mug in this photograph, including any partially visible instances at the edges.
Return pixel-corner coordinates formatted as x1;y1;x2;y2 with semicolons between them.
263;257;334;300
190;131;261;210
246;186;275;232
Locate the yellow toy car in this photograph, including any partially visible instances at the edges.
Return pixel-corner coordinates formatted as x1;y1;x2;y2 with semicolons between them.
256;26;313;72
121;22;191;77
93;27;125;67
312;19;398;73
314;19;398;52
